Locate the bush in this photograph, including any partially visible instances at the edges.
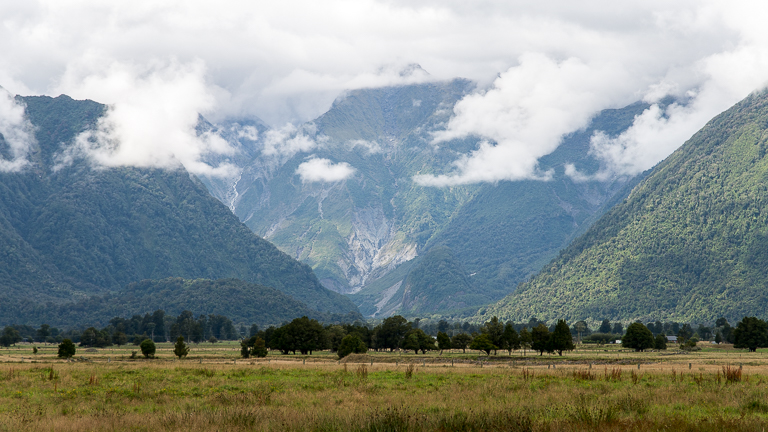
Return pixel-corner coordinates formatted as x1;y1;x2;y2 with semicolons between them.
622;323;654;352
338;334;367;359
57;339;76;358
654;334;667;350
140;339;156;358
174;336;189;359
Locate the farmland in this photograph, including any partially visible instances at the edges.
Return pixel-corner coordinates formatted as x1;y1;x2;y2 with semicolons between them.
2;342;768;431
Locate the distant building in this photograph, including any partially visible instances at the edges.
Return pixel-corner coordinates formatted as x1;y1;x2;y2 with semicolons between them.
666;336;678;343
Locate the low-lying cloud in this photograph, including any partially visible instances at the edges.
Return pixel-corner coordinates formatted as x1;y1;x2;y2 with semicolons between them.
55;59;236;176
296;157;355;183
0;89;35;172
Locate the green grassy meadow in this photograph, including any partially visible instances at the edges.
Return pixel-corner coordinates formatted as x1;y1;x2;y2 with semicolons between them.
3;342;768;431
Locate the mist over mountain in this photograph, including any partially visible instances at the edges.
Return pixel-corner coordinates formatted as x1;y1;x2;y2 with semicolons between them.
479;90;768;324
0;94;359;325
200;79;652;318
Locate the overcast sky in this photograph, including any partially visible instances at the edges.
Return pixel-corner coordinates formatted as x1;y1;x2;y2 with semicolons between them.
1;0;767;182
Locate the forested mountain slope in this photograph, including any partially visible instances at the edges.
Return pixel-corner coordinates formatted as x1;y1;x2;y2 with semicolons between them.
479;90;768;324
201;79;648;317
0;94;359;324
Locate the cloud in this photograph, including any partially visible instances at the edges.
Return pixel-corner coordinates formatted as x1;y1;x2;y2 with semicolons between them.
415;54;631;186
0;88;35;172
261;123;318;158
54;59;236;176
296;157;356;183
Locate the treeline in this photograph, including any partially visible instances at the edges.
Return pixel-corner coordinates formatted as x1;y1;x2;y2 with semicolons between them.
0;310;239;348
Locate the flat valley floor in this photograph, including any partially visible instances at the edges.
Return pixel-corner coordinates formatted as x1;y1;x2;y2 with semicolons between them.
2;342;768;431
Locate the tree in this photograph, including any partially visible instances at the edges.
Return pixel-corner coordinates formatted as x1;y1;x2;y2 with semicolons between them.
251;337;268;358
283;316;326;355
112;331;128;346
0;327;21;347
338;334;367;358
140;339;156;358
550;320;575;356
654;334;667;350
436;332;452;354
469;334;497;355
677;324;693;344
572;321;588;344
481;316;505;354
503;322;520;355
403;329;436;354
36;324;51;343
377;316;411;351
612;322;624;335
715;332;723;344
80;327;98;347
598;319;612;334
519;327;532;356
733;316;768;352
58;339;76;358
451;333;472;353
622;322;655;352
531;323;551;356
174;336;189;359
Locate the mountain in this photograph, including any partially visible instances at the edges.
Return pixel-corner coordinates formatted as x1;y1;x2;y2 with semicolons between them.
201;78;650;317
0;94;359;325
478;90;768;324
27;278;335;328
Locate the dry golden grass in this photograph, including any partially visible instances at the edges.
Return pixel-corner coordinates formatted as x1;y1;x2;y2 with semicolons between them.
2;342;768;431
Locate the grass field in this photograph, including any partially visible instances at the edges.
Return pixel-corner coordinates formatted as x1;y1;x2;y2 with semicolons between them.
3;342;768;431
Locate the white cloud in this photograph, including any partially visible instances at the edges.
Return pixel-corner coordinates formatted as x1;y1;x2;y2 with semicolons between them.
1;0;768;182
54;59;236;176
0;88;35;172
261;123;318;158
416;54;631;185
296;157;356;183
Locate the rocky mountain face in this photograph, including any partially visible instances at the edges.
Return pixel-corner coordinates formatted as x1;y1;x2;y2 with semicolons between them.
478;90;768;324
200;80;649;318
0;94;359;325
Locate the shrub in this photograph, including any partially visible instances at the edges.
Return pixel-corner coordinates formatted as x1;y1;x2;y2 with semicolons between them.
338;334;367;359
57;339;76;358
140;339;156;358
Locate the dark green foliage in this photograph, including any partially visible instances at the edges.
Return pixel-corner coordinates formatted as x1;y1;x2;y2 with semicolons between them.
469;334;496;355
173;336;189;359
733;316;768;352
531;324;551;356
0;94;358;326
582;333;615;345
251;337;268;358
503;322;520;354
376;315;411;351
622;323;655;352
279;316;326;355
654;334;668;350
139;339;156;358
550;320;575;356
482;90;768;323
436;331;451;352
598;320;612;334
480;316;505;353
677;324;693;344
0;327;21;347
519;327;532;354
112;332;128;346
338;334;367;358
451;333;472;353
57;339;76;358
402;328;437;354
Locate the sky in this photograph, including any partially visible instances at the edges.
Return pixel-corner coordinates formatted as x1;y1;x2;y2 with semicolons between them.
1;0;768;182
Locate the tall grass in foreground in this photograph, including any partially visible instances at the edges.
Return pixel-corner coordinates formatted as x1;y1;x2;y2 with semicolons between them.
2;362;768;431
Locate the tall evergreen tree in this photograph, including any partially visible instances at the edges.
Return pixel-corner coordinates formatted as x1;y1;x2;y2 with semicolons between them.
550;320;574;356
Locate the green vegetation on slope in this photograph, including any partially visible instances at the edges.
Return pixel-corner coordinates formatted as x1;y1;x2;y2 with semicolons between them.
0;94;359;324
481;90;768;324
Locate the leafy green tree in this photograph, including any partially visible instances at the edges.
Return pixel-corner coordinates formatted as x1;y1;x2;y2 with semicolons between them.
481;316;505;354
572;320;588;344
377;316;411;351
283;316;326;355
598;319;612;334
622;322;655;352
503;322;520;355
326;325;346;353
550;320;574;356
174;336;189;359
612;322;623;335
733;316;768;352
403;329;436;354
36;324;51;343
469;334;497;355
654;334;667;350
677;324;693;344
714;332;722;344
112;331;128;346
436;331;452;353
451;333;472;353
531;323;551;356
240;339;252;358
58;339;76;358
140;339;156;358
0;327;21;347
251;337;268;357
519;327;532;355
338;334;367;359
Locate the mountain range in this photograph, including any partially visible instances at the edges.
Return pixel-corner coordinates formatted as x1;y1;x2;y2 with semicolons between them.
0;94;359;325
